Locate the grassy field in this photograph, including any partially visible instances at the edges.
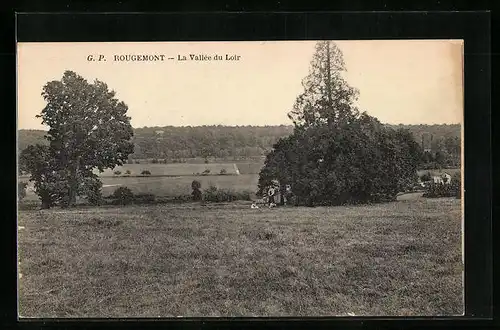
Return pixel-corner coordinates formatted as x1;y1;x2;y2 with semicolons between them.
18;197;463;317
20;174;260;202
100;174;260;197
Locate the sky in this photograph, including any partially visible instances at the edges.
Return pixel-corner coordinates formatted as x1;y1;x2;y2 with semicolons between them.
17;40;463;130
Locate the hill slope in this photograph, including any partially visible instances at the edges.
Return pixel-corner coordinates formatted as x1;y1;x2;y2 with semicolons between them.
18;124;460;160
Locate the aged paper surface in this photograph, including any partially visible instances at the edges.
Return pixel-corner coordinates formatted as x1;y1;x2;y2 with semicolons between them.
17;40;464;317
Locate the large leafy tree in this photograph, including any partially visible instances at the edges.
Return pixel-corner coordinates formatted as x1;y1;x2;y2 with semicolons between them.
23;70;134;207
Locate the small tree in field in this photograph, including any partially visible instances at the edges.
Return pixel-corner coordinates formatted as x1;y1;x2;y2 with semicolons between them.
191;180;202;201
22;71;134;208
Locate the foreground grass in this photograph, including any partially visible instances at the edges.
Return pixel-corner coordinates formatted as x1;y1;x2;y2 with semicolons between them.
18;198;463;317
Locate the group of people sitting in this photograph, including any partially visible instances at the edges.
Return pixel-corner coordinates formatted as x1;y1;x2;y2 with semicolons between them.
251;185;290;209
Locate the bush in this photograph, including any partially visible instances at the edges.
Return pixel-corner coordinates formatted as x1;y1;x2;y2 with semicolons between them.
124;169;132;176
77;176;104;206
191;180;202;201
220;168;227;175
423;182;457;198
171;195;193;203
201;169;211;176
419;172;432;182
18;182;27;201
114;170;122;176
234;190;252;201
134;193;156;204
112;186;134;205
152;158;159;164
451;172;461;199
257;117;423;206
203;185;251;203
141;170;151;176
135;160;141;164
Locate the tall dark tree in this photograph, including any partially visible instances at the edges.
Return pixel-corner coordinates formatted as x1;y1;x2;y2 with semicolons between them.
260;41;423;206
25;71;134;207
288;41;360;127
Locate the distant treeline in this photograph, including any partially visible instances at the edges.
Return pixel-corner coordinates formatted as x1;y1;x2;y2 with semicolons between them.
18;124;460;164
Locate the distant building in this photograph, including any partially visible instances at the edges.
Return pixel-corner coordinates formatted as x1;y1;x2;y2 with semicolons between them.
417;169;456;185
432;172;452;184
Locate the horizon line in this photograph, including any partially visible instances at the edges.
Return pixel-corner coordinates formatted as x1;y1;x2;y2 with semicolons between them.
18;122;462;130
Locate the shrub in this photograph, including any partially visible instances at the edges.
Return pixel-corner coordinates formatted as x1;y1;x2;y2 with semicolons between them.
451;172;462;199
18;182;27;201
141;170;151;176
201;169;211;176
114;170;122;176
134;160;141;164
204;158;209;164
234;190;252;201
171;195;194;203
191;180;202;201
220;168;227;175
124;169;132;176
191;180;201;190
134;193;156;204
112;186;134;205
203;185;251;203
79;176;103;206
172;159;178;163
152;158;159;164
419;172;432;182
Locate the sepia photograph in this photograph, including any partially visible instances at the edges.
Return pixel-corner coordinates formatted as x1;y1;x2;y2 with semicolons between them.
17;40;464;317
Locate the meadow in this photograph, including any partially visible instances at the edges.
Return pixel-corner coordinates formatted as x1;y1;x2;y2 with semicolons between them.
20;161;264;203
17;196;463;317
100;174;260;197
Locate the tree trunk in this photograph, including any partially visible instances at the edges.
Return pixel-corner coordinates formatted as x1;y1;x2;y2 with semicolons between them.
68;156;81;207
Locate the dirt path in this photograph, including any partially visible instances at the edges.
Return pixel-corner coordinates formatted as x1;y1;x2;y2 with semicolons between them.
233;163;240;175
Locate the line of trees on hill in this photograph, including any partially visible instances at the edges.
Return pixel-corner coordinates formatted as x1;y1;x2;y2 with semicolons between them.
19;123;460;166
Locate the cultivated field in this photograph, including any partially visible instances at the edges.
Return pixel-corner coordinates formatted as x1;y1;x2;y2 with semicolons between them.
18;197;463;317
94;163;242;177
100;174;259;197
20;161;263;203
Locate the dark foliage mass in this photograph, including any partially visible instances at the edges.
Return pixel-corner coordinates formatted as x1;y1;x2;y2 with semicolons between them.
191;180;202;201
203;185;252;203
112;186;134;205
258;41;426;207
259;115;423;206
